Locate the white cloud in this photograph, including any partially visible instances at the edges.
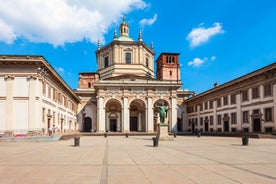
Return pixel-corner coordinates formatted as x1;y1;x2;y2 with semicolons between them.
188;55;216;67
188;57;207;67
186;22;224;48
0;19;17;44
57;67;65;73
211;56;216;60
0;0;147;47
139;13;157;28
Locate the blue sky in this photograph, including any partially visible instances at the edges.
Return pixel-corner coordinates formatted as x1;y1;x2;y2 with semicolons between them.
0;0;276;94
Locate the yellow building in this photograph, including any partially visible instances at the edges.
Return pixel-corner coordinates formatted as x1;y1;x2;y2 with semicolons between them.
75;19;192;133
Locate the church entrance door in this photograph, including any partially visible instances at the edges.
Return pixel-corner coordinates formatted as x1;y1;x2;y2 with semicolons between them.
110;119;117;132
84;117;92;132
130;116;138;131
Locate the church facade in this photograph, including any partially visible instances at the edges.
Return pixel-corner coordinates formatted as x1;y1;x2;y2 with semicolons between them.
75;19;192;133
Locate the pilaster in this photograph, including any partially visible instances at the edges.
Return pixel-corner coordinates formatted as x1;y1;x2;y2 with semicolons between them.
5;75;14;130
28;75;37;129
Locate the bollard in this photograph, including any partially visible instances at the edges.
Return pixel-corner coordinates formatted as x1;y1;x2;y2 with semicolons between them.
197;132;201;137
242;136;249;146
104;133;107;138
152;137;158;147
74;137;80;146
126;133;128;138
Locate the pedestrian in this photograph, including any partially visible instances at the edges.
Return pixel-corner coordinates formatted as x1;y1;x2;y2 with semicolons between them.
48;124;55;136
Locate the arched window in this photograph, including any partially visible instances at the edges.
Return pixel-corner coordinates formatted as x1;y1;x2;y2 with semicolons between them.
146;57;149;68
172;57;175;64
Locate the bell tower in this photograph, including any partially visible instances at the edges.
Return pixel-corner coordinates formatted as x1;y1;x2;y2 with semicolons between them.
156;53;180;82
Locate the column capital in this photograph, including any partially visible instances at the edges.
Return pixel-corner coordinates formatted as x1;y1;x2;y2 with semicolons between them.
4;75;15;80
27;75;38;80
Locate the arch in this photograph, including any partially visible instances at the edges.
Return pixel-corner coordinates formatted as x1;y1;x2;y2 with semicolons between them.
104;98;122;108
105;99;122;132
129;99;146;132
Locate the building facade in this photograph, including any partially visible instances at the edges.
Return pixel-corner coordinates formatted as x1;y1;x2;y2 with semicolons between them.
184;62;276;133
0;56;80;135
75;19;192;133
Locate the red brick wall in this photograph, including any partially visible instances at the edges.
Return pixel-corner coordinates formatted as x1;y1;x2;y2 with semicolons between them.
156;53;180;81
78;73;99;89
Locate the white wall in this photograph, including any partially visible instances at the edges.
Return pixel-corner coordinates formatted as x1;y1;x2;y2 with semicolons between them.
13;100;28;131
0;101;6;131
13;77;29;97
0;77;6;96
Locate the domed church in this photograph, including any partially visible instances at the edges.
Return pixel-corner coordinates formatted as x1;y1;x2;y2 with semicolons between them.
75;18;193;134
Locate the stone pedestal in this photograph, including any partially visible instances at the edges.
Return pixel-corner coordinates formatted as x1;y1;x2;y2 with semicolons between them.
157;124;173;141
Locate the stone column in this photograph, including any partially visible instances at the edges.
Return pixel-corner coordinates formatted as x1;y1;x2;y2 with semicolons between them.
147;96;153;132
5;75;14;131
122;97;129;132
97;96;105;132
170;96;177;133
138;112;142;131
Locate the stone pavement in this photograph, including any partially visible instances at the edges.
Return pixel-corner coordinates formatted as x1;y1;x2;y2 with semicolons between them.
0;136;275;184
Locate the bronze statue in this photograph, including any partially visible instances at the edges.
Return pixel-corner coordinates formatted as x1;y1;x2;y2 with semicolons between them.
156;102;168;124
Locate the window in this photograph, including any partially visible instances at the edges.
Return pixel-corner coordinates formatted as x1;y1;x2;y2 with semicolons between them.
53;111;55;123
195;118;198;126
231;112;236;124
210;116;213;125
42;108;45;122
88;82;91;88
209;100;213;109
264;108;273;121
104;56;109;68
242;90;248;102
231;94;236;104
205;102;208;110
223;96;228;106
125;53;131;64
169;71;172;76
264;83;272;97
217;115;222;125
187;106;192;113
200;103;203;111
42;82;46;95
200;117;203;126
243;111;249;123
166;56;175;64
48;86;51;98
252;86;259;99
217;98;221;107
146;57;149;68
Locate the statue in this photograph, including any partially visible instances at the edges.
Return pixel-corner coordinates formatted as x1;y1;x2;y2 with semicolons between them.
156;102;168;124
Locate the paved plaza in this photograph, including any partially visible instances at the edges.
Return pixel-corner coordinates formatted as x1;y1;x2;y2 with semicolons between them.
0;135;275;184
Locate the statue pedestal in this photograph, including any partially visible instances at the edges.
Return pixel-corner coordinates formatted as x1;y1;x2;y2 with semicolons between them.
157;124;173;141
